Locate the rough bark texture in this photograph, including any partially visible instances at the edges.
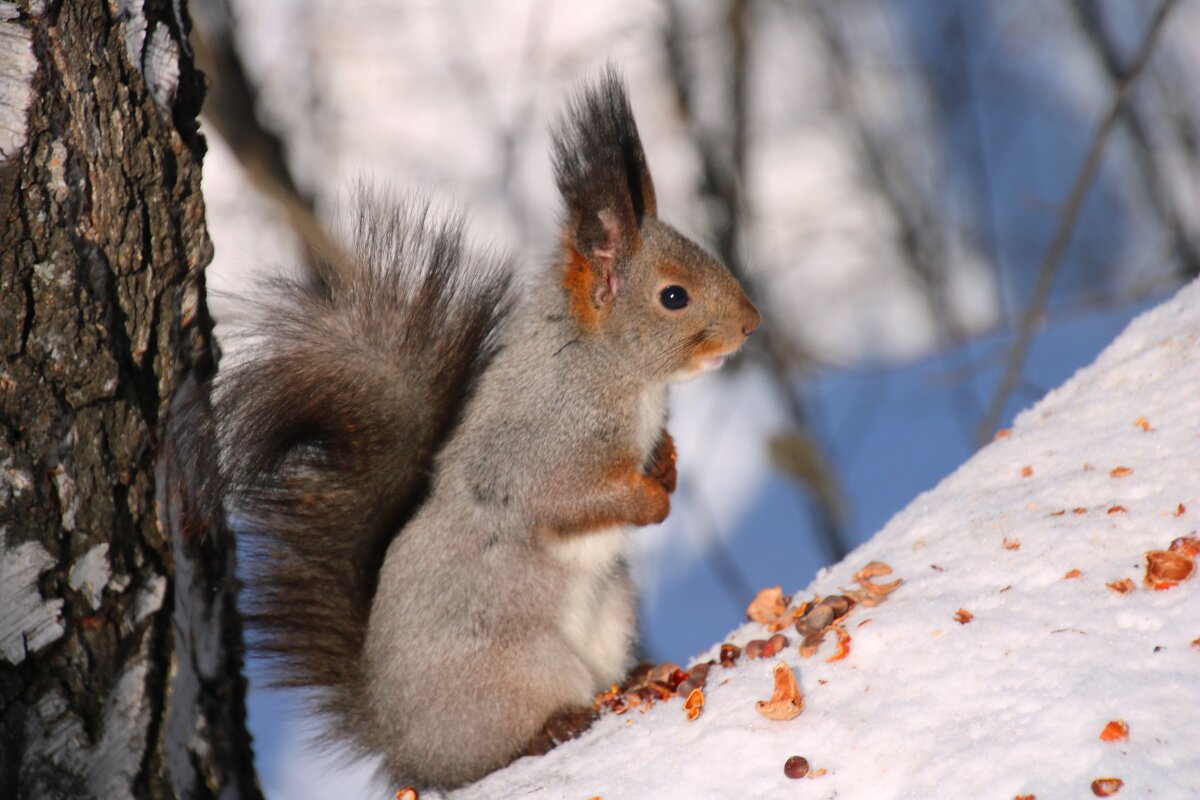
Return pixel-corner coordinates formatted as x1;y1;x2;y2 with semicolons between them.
0;2;260;798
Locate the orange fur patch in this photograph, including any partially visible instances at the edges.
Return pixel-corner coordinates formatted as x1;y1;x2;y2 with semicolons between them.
562;244;601;330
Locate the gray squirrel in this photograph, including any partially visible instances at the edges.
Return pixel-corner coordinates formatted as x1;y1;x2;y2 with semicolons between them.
215;69;759;789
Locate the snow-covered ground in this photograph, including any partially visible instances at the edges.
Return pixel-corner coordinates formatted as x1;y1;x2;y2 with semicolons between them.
443;280;1200;799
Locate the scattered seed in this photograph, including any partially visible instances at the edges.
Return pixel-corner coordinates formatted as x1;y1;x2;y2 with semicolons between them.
826;625;851;662
954;608;974;624
1099;720;1129;742
719;643;741;667
1145;550;1194;589
1091;777;1123;796
745;639;767;659
783;755;810;779
747;586;786;625
1106;578;1135;594
755;662;804;721
1107;505;1127;515
1021;465;1034;477
1133;417;1151;431
683;688;704;721
1169;536;1200;558
1003;537;1020;551
1110;466;1132;478
396;788;418;800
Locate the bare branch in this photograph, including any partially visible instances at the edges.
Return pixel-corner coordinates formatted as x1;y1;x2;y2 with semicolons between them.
976;0;1180;446
190;0;355;291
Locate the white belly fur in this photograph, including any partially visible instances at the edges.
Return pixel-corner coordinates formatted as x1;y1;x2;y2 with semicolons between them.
550;385;667;685
550;528;634;684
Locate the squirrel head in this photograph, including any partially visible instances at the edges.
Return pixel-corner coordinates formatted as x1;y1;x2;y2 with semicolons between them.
552;68;760;382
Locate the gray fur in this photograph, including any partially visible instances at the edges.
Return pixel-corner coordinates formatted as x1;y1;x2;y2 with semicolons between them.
217;72;759;789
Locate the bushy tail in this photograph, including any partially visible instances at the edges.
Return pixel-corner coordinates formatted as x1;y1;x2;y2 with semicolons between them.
215;196;514;745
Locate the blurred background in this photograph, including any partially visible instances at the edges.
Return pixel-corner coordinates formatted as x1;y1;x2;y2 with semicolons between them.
188;0;1198;795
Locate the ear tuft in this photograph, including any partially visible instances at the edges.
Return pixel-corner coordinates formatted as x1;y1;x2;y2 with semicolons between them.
552;66;658;264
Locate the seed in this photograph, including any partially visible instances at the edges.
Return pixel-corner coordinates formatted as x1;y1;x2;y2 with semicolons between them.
783;755;809;779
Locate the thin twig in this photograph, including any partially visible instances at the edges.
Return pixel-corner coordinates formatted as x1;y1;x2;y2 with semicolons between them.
975;0;1179;446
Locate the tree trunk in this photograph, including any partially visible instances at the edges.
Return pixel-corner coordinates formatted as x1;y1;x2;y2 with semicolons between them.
0;2;260;798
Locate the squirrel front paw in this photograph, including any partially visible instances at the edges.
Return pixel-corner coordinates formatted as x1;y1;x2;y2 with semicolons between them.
629;474;670;526
645;430;677;494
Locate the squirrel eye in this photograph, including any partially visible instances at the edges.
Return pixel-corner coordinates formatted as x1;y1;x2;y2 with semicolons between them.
659;285;689;311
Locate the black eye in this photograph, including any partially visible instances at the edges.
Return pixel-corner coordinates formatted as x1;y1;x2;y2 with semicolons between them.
659;285;689;310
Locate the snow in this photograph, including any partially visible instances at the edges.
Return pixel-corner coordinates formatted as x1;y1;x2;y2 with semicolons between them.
446;279;1200;799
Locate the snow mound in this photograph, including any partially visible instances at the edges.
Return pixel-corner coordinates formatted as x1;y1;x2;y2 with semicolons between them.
451;279;1200;799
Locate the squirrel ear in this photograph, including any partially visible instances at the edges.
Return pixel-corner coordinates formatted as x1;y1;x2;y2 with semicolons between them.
552;67;658;274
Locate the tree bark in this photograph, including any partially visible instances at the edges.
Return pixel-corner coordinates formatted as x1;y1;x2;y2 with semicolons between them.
0;2;260;798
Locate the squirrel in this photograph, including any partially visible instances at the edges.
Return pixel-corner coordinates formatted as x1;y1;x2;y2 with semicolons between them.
213;68;760;789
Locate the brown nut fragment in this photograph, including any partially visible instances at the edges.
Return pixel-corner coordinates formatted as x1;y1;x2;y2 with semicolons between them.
795;604;836;636
823;594;855;620
1145;550;1195;590
798;629;827;658
683;688;704;721
783;755;810;779
1091;777;1123;796
1169;535;1200;558
745;639;768;659
825;625;851;662
849;562;903;605
718;643;741;667
677;662;710;696
755;662;804;721
747;586;786;624
646;662;680;686
1106;578;1135;595
1099;720;1129;742
954;608;974;624
765;633;790;657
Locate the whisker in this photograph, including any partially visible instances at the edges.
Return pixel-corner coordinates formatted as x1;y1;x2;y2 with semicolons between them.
621;330;709;381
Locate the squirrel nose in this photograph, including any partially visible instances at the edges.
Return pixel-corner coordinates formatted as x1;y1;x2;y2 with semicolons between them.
740;301;761;337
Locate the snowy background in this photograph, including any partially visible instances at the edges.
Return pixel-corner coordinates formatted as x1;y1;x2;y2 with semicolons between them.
189;0;1200;795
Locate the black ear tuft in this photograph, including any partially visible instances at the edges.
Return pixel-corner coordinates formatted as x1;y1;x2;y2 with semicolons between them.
552;66;657;262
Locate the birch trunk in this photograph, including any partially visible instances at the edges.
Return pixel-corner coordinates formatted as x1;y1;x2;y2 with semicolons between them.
0;1;260;797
